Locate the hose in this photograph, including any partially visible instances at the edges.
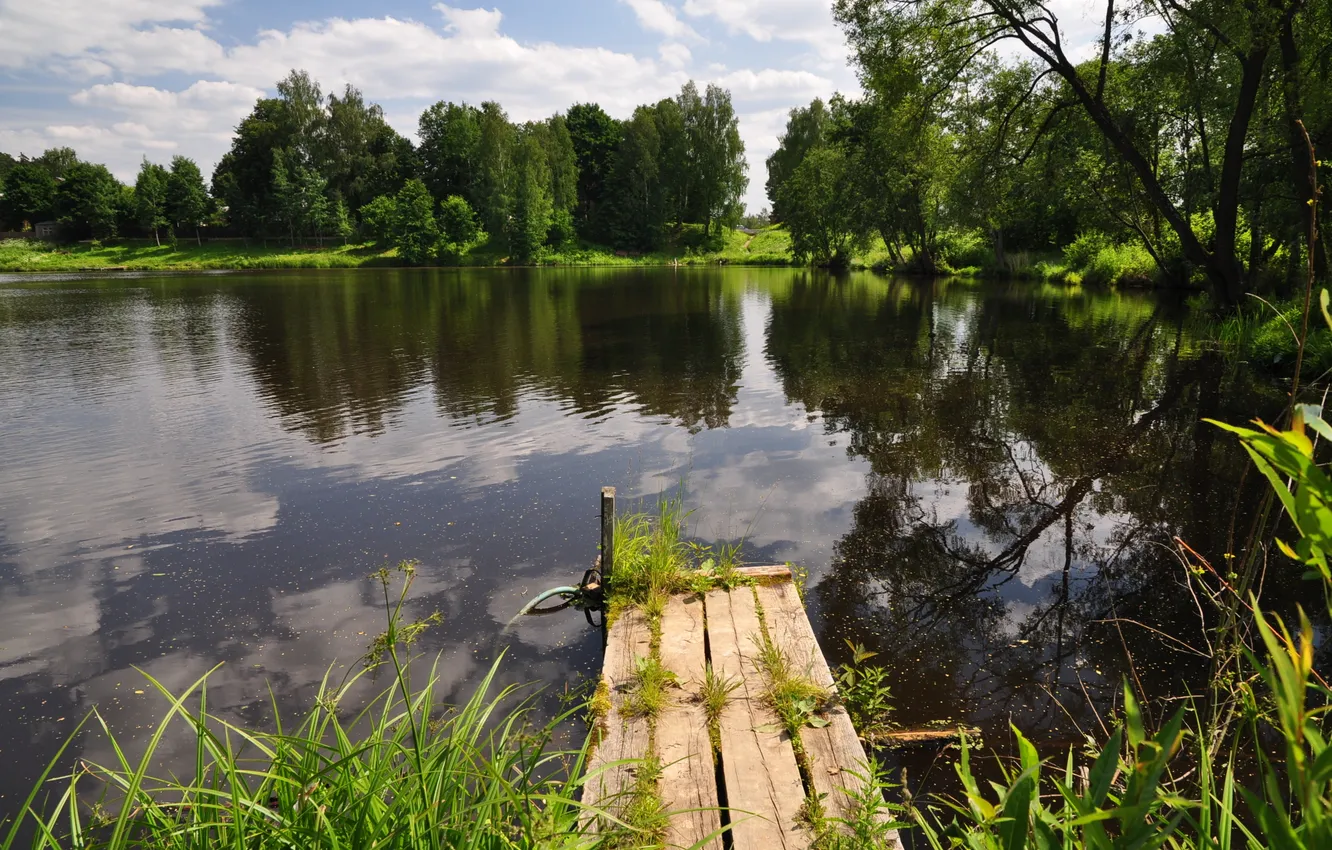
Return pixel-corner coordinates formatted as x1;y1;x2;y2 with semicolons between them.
517;586;581;617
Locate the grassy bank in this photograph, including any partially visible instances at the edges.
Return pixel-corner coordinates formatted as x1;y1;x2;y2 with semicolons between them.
0;227;799;273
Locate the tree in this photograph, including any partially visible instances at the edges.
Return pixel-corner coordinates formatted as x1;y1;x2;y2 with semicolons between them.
0;152;15;185
565;103;622;237
766;99;829;222
438;195;481;263
34;147;78;179
833;0;1319;305
475;102;517;251
213;97;292;236
604;105;665;250
55;162;121;239
510;129;554;262
391;179;439;265
681;82;747;238
779;144;863;267
165;156;209;245
134;159;169;245
0;163;56;229
418;101;482;204
320;85;416;216
359;195;397;245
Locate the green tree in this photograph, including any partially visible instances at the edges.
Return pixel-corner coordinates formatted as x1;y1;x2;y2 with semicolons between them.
34;147;78;179
418;101;482;204
0;162;57;229
134;159;169;246
475;102;517;252
391;179;439;265
359;194;397;245
438;195;481;263
320;85;417;216
765;99;829;223
680;82;747;238
833;0;1322;304
779;144;862;267
565;103;622;238
165;156;209;246
0;151;15;185
55;162;121;239
604;105;665;250
510;129;554;262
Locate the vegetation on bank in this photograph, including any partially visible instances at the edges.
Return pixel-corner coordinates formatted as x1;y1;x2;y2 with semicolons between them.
0;226;799;272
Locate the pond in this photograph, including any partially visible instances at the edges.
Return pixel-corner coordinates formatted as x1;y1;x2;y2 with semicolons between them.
0;267;1310;806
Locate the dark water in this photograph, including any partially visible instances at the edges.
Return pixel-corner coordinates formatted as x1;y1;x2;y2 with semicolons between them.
0;268;1311;808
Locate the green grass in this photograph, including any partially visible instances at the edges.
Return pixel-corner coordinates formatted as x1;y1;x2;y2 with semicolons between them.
622;655;679;719
0;239;398;271
0;562;611;850
698;664;739;753
0;227;804;272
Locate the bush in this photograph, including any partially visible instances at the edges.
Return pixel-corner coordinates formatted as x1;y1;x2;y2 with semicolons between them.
1062;231;1112;269
936;229;992;271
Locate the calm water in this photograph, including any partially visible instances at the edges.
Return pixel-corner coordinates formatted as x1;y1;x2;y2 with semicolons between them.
0;268;1311;805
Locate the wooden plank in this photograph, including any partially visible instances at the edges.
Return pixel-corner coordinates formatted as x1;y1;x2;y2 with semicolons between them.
705;588;810;850
733;565;792;581
756;582;901;847
583;607;652;822
657;594;723;850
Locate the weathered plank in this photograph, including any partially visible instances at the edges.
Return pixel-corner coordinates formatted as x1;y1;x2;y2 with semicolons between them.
583;607;653;822
756;582;901;847
733;565;793;581
657;594;724;850
705;587;810;850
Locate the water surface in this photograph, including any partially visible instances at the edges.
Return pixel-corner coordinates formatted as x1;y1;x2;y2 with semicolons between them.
0;268;1306;805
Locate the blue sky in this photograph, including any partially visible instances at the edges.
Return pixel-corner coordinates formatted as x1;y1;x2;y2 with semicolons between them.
0;0;871;213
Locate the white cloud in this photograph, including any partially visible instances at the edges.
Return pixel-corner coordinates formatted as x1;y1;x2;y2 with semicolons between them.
659;42;692;68
683;0;847;62
621;0;700;40
0;0;223;70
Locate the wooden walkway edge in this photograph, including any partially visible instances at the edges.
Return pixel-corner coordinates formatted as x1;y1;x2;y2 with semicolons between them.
586;565;902;850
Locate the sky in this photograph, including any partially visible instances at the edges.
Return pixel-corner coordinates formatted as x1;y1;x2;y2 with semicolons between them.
0;0;873;214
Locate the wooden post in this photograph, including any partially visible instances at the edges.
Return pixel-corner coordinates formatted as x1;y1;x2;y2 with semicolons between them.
600;486;616;581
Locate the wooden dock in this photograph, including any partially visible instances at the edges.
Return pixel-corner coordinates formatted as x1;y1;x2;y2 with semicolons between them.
585;564;901;849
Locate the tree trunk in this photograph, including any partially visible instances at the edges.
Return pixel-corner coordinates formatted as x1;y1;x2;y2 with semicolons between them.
1212;47;1270;305
153;228;160;247
1280;16;1328;283
1051;46;1258;304
195;227;201;247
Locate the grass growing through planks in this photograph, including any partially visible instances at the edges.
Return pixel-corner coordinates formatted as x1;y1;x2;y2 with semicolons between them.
622;655;679;719
605;494;756;627
1;561;607;850
698;664;740;753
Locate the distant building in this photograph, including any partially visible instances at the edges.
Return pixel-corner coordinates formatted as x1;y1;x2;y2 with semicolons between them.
34;221;59;240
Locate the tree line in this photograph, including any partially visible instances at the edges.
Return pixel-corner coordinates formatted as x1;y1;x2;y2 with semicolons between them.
768;0;1329;305
2;70;749;264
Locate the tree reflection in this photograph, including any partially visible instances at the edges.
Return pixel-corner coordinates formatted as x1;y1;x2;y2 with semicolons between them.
226;269;745;441
766;278;1301;742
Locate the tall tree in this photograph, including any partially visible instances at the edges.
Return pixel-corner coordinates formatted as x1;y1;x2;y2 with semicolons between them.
778;144;863;267
604;105;665;250
765;99;829;223
0;152;15;184
391;178;439;265
165;156;209;245
565;103;622;237
55;162;121;239
34;147;78;179
134;159;169;245
0;162;57;229
510;128;555;262
475;102;517;251
682;82;747;238
418;101;482;204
